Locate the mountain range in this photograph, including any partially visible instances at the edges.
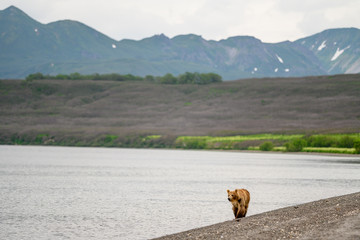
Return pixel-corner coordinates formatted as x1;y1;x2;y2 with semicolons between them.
1;5;360;80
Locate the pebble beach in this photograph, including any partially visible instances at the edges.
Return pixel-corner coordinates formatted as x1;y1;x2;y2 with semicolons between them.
155;192;360;240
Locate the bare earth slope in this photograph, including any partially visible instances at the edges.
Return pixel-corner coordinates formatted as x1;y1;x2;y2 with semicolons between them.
155;192;360;240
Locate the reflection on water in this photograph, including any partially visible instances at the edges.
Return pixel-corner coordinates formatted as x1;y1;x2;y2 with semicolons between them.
0;146;359;239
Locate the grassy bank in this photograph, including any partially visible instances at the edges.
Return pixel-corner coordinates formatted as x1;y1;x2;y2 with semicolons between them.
1;132;359;154
174;133;360;154
1;74;360;153
0;132;176;149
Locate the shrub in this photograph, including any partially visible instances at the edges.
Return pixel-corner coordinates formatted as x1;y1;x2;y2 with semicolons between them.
259;141;274;151
337;136;355;148
285;139;307;152
35;133;49;144
103;135;118;144
26;72;44;81
176;138;207;149
145;75;155;82
158;73;178;84
354;140;360;154
185;139;207;149
306;135;334;147
25;72;222;85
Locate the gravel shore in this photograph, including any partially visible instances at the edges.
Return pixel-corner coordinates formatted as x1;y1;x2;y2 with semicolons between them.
155;192;360;240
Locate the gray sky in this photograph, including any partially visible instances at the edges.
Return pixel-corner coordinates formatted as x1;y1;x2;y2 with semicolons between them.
1;0;360;42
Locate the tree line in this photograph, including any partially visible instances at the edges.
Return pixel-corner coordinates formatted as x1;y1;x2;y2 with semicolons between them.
25;72;222;85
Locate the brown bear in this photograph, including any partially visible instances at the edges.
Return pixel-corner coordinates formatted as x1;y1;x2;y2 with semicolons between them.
227;188;250;219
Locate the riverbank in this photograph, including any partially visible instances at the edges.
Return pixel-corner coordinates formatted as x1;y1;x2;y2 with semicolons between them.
1;132;359;155
155;192;360;240
1;77;360;154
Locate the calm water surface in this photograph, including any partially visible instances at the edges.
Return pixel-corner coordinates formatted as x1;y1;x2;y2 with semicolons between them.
0;146;360;239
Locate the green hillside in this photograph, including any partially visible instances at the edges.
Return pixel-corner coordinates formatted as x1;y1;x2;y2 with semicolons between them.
1;74;360;150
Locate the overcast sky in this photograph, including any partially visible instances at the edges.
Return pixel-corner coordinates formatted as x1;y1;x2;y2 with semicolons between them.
1;0;360;42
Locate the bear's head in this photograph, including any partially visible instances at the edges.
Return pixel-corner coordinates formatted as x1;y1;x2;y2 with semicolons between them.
227;189;239;202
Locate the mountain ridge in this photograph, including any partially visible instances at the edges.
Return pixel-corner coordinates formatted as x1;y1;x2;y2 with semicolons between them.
0;5;359;80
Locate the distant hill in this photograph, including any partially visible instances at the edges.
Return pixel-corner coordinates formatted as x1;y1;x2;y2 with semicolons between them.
1;5;359;80
1;74;359;139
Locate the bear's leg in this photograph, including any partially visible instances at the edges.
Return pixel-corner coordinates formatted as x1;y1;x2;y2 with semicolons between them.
232;206;238;218
243;205;248;217
236;207;246;218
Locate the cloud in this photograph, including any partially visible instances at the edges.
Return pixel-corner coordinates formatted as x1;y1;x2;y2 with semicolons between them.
1;0;359;42
277;0;360;37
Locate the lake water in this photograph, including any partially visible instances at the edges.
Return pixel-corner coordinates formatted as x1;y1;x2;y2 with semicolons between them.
0;146;359;239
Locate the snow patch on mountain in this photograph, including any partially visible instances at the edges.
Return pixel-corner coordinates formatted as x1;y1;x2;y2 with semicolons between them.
276;54;284;63
317;41;327;51
112;44;117;48
331;46;350;61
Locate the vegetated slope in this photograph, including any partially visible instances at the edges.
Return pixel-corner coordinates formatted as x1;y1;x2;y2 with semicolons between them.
1;5;359;79
0;74;359;141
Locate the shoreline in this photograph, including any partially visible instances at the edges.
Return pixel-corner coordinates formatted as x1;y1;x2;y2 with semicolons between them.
0;144;359;158
154;192;360;240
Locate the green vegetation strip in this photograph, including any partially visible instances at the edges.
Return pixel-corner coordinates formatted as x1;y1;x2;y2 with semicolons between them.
25;72;222;85
303;147;356;154
175;133;360;154
178;134;304;143
2;133;360;154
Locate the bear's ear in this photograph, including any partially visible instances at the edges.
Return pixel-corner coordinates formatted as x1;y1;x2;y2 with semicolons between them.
227;189;230;193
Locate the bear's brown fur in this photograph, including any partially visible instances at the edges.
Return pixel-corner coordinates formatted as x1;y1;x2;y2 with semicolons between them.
227;188;250;218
